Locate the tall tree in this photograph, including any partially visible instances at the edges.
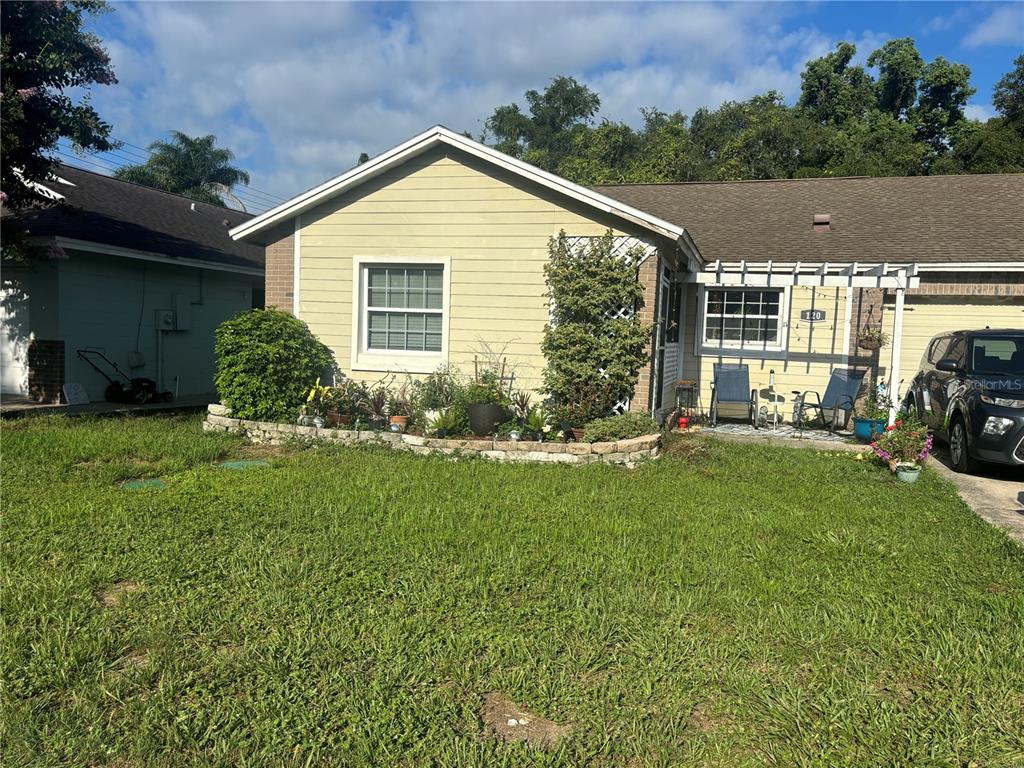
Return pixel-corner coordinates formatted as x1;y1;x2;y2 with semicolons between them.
993;54;1024;129
484;76;600;171
913;57;975;157
867;37;924;120
114;131;251;208
1;0;116;220
798;42;875;125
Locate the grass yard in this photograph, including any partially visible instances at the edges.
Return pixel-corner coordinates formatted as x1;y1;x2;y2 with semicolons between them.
2;414;1023;767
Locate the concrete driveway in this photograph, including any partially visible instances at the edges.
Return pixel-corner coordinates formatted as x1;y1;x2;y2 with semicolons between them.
930;447;1024;543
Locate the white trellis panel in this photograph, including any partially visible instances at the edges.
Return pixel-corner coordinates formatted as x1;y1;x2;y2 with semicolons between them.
562;235;658;414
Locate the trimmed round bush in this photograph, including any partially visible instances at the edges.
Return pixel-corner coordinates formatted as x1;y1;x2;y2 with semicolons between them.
214;309;335;422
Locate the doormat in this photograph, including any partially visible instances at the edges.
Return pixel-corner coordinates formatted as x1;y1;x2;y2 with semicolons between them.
120;478;166;490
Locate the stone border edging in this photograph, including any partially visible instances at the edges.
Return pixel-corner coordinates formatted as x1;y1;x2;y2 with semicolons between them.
203;404;660;466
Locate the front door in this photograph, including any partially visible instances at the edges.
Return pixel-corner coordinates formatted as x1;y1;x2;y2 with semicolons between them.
653;270;682;411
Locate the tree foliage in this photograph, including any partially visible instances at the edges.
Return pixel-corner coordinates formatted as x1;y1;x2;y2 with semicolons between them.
1;0;117;256
480;39;1022;183
541;232;651;425
214;309;336;422
114;131;251;208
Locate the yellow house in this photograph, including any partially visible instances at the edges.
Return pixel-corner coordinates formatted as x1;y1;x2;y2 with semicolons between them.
231;126;1024;422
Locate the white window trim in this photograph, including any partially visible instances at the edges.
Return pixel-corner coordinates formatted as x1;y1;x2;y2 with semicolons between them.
350;255;451;374
695;284;791;355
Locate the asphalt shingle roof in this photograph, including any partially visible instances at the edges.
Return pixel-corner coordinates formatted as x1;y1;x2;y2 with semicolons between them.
594;174;1024;265
10;164;264;271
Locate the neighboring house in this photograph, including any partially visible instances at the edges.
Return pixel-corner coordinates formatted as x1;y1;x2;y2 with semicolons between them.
229;126;1024;419
1;166;264;404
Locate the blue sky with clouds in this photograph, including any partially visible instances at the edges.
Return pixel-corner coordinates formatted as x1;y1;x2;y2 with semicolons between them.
69;1;1023;211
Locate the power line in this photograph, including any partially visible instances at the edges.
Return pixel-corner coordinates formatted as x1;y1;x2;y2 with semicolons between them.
54;143;277;212
52;152;272;214
110;137;289;204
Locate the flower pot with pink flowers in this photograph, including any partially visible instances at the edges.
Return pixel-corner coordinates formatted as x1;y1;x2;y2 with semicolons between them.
870;412;934;483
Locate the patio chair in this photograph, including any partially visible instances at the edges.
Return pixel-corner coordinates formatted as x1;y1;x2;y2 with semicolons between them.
793;368;866;433
710;363;759;428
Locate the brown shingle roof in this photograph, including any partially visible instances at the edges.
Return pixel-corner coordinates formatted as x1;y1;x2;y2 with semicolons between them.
594;174;1024;265
9;165;265;271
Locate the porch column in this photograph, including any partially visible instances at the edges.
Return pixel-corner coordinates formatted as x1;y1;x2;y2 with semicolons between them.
887;273;906;424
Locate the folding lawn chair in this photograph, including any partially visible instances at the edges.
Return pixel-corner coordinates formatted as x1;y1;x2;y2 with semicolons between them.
794;368;865;433
710;363;759;428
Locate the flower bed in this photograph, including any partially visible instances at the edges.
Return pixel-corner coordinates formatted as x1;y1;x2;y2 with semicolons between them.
203;405;660;467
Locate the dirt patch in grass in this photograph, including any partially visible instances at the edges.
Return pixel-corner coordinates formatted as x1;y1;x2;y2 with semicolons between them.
480;692;570;749
95;581;144;608
236;443;292;459
987;582;1009;594
687;702;736;733
663;434;714;463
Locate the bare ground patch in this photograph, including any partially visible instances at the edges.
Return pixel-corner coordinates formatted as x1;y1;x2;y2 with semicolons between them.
95;581;144;608
480;692;570;749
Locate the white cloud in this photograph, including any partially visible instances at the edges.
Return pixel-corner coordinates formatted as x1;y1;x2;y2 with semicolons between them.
965;103;996;122
87;2;881;201
963;5;1024;48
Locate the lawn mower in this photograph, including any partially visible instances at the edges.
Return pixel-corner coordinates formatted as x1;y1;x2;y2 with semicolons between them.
76;348;173;404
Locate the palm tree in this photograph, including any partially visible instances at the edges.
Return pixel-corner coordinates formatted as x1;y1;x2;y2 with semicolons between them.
114;131;251;209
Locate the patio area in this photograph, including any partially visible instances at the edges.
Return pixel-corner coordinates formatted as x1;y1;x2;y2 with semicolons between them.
699;420;854;443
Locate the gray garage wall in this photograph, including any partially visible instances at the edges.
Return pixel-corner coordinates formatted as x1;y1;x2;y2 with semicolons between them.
60;250;255;401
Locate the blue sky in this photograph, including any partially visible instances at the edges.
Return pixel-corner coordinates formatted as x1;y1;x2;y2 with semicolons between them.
68;1;1023;212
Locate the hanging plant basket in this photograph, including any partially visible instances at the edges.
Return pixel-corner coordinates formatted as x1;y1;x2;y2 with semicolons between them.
857;328;890;351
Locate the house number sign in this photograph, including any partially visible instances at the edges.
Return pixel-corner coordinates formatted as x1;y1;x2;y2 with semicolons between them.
799;309;827;322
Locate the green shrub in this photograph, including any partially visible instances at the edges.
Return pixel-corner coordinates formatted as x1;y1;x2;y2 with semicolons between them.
214;309;335;422
542;231;651;425
582;412;659;443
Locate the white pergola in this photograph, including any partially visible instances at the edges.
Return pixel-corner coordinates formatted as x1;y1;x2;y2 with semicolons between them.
683;260;922;423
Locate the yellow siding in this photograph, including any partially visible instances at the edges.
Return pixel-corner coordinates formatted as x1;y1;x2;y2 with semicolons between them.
680;286;852;421
297;147;646;390
884;297;1024;391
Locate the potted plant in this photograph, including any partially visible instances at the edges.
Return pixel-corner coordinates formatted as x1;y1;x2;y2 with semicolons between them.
524;405;550;442
857;326;890;352
411;364;460;425
327;379;361;426
388;384;412;432
852;388;891;443
428;408;460;438
465;376;509;436
871;413;933;483
364;384;390;431
510;390;532;423
304;378;332;428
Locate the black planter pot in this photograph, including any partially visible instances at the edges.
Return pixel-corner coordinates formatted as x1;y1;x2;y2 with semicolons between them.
467;403;508;436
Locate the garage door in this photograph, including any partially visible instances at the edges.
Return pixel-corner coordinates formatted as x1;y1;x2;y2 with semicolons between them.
884;296;1024;387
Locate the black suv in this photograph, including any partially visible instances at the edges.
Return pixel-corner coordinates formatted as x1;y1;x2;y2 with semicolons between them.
903;329;1024;472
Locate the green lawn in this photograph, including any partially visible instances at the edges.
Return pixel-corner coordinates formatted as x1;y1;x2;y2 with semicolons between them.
2;414;1023;767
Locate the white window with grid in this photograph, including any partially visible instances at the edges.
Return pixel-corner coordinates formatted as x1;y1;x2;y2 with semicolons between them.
351;256;450;373
702;288;786;351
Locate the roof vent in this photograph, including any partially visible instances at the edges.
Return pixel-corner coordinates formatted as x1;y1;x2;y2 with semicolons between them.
813;213;831;232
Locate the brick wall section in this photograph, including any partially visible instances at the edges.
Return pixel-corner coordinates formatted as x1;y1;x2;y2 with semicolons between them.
629;253;661;414
264;231;294;312
27;339;64;403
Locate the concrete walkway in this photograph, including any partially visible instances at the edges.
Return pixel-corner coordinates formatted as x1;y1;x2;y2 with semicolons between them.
929;448;1024;544
0;393;214;419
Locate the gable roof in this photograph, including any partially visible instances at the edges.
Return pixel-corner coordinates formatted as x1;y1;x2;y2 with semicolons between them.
595;174;1024;266
9;165;265;272
229;125;691;246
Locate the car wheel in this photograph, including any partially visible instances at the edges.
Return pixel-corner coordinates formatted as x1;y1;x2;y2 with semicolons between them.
949;416;977;473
